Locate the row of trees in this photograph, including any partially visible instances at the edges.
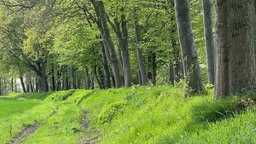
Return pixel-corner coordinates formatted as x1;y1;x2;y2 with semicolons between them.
0;0;253;99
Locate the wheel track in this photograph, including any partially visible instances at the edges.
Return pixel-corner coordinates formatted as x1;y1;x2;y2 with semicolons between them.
8;107;58;144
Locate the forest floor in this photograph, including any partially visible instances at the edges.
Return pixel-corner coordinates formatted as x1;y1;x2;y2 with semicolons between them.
1;86;256;143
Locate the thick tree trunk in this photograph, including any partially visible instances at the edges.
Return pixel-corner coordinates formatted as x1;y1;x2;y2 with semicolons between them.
134;8;148;85
101;41;111;88
90;0;122;88
214;0;256;98
174;0;205;95
20;75;26;93
40;63;49;92
203;0;215;85
114;16;132;87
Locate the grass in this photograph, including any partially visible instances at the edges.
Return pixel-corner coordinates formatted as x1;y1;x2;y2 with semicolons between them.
1;86;256;143
0;98;40;118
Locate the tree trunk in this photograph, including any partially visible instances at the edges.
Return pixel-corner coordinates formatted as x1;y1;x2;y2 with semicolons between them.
148;50;157;85
90;0;122;88
10;78;14;92
168;62;175;85
214;0;256;98
112;10;132;87
174;0;205;95
203;0;215;85
51;64;56;91
85;66;91;89
40;62;49;92
71;66;77;89
56;68;61;91
101;38;111;88
20;75;27;93
134;8;148;85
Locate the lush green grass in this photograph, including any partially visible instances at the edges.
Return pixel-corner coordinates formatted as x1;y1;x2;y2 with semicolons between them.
0;98;40;118
1;86;256;144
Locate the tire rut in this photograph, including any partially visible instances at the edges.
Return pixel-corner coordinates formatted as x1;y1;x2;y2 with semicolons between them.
79;110;99;144
8;107;59;144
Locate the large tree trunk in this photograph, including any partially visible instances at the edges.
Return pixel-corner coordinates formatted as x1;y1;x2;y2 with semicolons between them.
100;40;111;88
113;12;132;87
90;0;122;88
134;8;148;85
40;62;49;92
168;0;183;85
174;0;205;95
203;0;215;85
214;0;256;98
20;75;27;92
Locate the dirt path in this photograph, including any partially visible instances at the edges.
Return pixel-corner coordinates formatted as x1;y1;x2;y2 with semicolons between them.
8;107;58;144
79;110;98;144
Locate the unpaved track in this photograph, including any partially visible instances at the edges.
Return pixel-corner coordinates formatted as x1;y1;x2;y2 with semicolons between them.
8;107;58;144
79;110;98;144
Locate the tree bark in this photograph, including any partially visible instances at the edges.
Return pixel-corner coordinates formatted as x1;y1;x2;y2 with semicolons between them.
214;0;256;98
19;75;26;93
85;66;91;89
90;0;122;88
71;66;77;89
148;50;157;85
113;12;132;87
168;62;175;85
51;64;56;91
203;0;215;85
134;8;148;85
174;0;205;95
100;40;111;88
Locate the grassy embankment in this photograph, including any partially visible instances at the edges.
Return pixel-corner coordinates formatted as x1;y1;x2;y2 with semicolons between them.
1;85;256;143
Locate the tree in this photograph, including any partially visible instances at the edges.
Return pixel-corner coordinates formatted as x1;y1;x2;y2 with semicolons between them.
203;0;215;85
105;1;132;87
89;0;123;88
174;0;205;95
214;0;256;98
134;7;148;85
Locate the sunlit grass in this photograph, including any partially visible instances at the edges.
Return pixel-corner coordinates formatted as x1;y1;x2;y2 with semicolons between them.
0;98;40;118
23;103;82;144
0;102;55;143
1;86;256;143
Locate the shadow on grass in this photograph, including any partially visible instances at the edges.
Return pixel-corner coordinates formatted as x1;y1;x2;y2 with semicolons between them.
157;95;255;144
77;90;100;105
